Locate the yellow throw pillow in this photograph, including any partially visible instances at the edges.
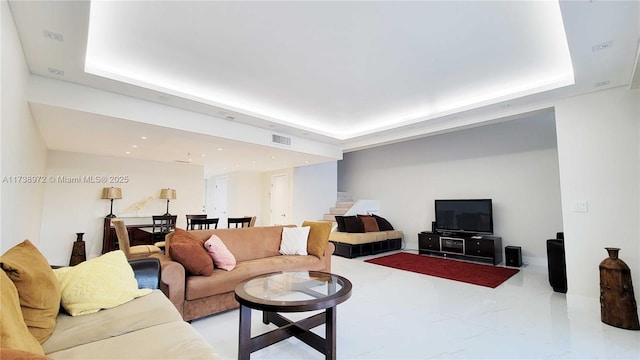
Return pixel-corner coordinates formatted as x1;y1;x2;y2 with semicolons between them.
53;250;152;316
302;221;333;259
0;348;52;360
0;240;61;343
0;270;45;355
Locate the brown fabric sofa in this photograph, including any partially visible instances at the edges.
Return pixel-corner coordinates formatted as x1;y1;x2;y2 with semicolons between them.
153;224;335;321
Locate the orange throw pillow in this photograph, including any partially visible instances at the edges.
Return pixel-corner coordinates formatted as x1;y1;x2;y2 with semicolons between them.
358;215;380;232
0;270;45;355
0;348;51;360
302;221;333;259
169;229;213;276
0;240;61;343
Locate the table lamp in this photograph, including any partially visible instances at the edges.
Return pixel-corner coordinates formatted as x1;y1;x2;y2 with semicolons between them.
101;187;122;218
159;188;176;215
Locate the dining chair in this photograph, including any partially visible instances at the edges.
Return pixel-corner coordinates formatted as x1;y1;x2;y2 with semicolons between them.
152;215;177;250
190;218;219;230
112;219;162;260
186;214;207;230
227;217;252;228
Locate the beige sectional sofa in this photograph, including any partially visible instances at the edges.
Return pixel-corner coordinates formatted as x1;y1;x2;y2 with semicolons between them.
153;222;334;321
43;291;218;359
0;240;218;360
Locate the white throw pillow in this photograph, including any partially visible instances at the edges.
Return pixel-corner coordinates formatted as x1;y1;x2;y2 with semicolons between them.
279;226;311;255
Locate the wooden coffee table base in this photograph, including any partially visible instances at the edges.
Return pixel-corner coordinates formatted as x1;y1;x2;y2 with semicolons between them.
238;305;337;360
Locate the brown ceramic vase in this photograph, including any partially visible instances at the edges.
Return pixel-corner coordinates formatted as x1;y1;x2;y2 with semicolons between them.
69;232;86;266
599;247;640;330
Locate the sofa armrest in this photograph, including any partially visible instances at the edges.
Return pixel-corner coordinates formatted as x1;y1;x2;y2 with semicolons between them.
323;241;335;272
128;258;161;290
151;254;186;318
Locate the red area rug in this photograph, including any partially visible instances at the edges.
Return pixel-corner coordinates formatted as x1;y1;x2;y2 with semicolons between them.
365;252;519;288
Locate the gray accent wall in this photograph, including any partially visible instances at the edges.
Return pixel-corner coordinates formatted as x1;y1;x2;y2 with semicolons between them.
338;111;564;265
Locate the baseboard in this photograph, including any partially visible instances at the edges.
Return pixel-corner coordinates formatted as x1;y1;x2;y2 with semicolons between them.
522;255;546;267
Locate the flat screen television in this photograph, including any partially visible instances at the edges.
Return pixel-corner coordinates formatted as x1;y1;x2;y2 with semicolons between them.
434;199;493;235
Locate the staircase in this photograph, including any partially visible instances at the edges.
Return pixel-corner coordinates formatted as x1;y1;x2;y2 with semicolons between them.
323;192;354;222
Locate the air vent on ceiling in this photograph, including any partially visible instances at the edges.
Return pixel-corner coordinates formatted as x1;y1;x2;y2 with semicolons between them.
271;134;292;146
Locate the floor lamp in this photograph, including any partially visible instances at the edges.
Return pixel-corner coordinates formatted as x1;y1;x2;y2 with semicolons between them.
159;188;176;215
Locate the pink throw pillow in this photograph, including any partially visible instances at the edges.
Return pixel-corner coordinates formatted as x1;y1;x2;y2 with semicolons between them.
204;235;236;271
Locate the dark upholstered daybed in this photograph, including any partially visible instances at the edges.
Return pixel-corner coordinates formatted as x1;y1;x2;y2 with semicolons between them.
329;214;403;258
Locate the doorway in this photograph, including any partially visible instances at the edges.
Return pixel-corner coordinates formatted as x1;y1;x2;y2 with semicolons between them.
270;173;289;225
214;176;228;227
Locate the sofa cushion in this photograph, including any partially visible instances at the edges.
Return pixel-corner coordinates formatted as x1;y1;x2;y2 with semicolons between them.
384;230;404;240
329;231;389;245
42;290;181;354
343;216;365;233
200;226;284;262
302;221;333;258
0;240;61;343
0;270;45;355
169;228;214;276
204;234;236;271
358;215;380;232
185;255;327;300
279;226;310;255
373;214;395;230
53;251;152;317
45;321;220;360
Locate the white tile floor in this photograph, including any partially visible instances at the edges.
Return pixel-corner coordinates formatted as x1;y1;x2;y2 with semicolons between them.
191;251;640;359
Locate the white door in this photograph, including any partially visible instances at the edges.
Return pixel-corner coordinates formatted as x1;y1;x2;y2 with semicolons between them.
214;176;228;227
202;179;208;214
270;173;289;225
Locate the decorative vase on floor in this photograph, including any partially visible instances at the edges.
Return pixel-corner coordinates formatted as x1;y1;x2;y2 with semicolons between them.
69;233;86;266
599;247;640;330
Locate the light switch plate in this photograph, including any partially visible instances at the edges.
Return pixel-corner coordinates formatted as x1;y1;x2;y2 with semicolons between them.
573;201;589;213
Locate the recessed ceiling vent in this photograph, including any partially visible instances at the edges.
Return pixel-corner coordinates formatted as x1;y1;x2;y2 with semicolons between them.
271;134;292;146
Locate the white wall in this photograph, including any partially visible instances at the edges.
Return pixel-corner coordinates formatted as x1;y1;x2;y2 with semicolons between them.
1;0;48;252
338;112;564;264
292;161;338;225
224;171;262;225
555;87;639;298
39;151;204;264
257;163;337;227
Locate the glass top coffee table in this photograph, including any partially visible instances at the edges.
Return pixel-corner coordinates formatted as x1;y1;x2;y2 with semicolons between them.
234;271;352;360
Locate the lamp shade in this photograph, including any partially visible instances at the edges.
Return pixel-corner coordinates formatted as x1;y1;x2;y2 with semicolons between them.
159;188;176;200
101;187;122;200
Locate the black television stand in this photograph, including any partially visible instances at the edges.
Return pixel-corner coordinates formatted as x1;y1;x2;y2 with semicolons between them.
418;232;503;265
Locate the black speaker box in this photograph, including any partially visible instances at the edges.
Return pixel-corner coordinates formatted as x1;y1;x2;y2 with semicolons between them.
547;239;567;293
505;246;522;267
431;221;436;233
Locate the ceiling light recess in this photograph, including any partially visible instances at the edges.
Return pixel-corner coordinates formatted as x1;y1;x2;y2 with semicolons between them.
47;68;64;76
43;30;63;42
592;41;613;52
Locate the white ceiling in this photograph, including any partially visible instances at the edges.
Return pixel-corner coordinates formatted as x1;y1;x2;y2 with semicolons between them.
7;0;640;176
